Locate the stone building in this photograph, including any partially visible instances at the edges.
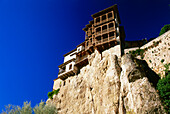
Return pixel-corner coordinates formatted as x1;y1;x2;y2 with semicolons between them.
53;4;125;87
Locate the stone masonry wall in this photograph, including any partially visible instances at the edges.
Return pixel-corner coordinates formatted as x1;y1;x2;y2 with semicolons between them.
141;31;170;77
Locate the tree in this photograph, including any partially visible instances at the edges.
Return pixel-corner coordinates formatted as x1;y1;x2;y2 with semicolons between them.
157;64;170;113
159;24;170;36
1;101;57;114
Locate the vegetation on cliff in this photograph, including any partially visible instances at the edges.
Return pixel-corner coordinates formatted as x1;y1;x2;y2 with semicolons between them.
157;63;170;113
159;24;170;36
48;88;60;99
129;49;145;59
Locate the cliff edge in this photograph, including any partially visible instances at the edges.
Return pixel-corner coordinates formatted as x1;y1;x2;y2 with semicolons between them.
47;46;166;114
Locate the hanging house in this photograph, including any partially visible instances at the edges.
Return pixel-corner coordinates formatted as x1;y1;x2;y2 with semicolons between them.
55;4;125;81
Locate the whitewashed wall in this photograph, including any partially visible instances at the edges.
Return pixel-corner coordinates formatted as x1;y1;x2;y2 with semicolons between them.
65;61;75;72
77;45;85;53
64;50;77;63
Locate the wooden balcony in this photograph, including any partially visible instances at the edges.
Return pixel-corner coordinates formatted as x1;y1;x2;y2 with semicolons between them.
85;37;95;49
75;54;88;68
96;31;101;36
58;69;65;75
95;17;114;27
103;38;108;42
96;22;101;26
109;27;114;31
95;27;115;37
95;40;102;45
109;36;115;40
95;36;116;46
108;17;113;21
102;19;107;24
58;70;75;80
102;29;107;33
75;54;88;63
88;32;92;36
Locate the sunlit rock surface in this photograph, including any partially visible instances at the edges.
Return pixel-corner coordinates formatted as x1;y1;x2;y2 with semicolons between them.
47;46;165;114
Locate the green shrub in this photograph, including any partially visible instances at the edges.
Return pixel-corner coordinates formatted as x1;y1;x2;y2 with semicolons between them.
48;91;54;99
48;88;60;99
164;63;170;75
157;72;170;113
159;24;170;36
130;49;145;59
53;88;60;95
157;63;170;113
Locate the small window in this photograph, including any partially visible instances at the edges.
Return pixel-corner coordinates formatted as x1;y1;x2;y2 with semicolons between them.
108;13;112;18
63;81;65;86
69;64;72;70
78;49;80;51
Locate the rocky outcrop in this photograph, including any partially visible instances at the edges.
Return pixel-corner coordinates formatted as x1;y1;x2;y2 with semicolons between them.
119;54;163;113
47;46;165;114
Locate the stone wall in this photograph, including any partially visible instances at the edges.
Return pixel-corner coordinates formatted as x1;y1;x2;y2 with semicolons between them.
124;31;170;77
141;31;170;77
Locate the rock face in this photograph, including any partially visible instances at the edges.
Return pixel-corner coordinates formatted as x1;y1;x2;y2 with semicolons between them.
47;47;165;114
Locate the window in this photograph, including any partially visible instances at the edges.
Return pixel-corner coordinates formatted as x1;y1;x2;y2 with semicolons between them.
108;13;112;18
78;48;80;52
69;64;72;70
102;15;106;21
109;23;114;28
96;17;100;23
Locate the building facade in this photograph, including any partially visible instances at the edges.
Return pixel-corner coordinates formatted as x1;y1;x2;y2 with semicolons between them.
54;4;125;83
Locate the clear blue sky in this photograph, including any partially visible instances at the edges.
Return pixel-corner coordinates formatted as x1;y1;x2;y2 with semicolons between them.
0;0;169;111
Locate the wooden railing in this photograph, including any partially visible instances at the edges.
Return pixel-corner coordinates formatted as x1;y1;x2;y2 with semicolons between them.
109;27;114;31
96;31;101;36
96;28;115;36
88;32;92;36
108;17;113;21
102;29;107;33
103;38;108;42
75;54;88;63
95;35;115;45
102;19;106;23
96;40;101;45
58;69;65;75
95;17;114;26
96;22;100;26
109;36;115;40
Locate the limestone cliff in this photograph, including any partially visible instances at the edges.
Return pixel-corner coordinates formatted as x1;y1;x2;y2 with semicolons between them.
47;46;166;114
